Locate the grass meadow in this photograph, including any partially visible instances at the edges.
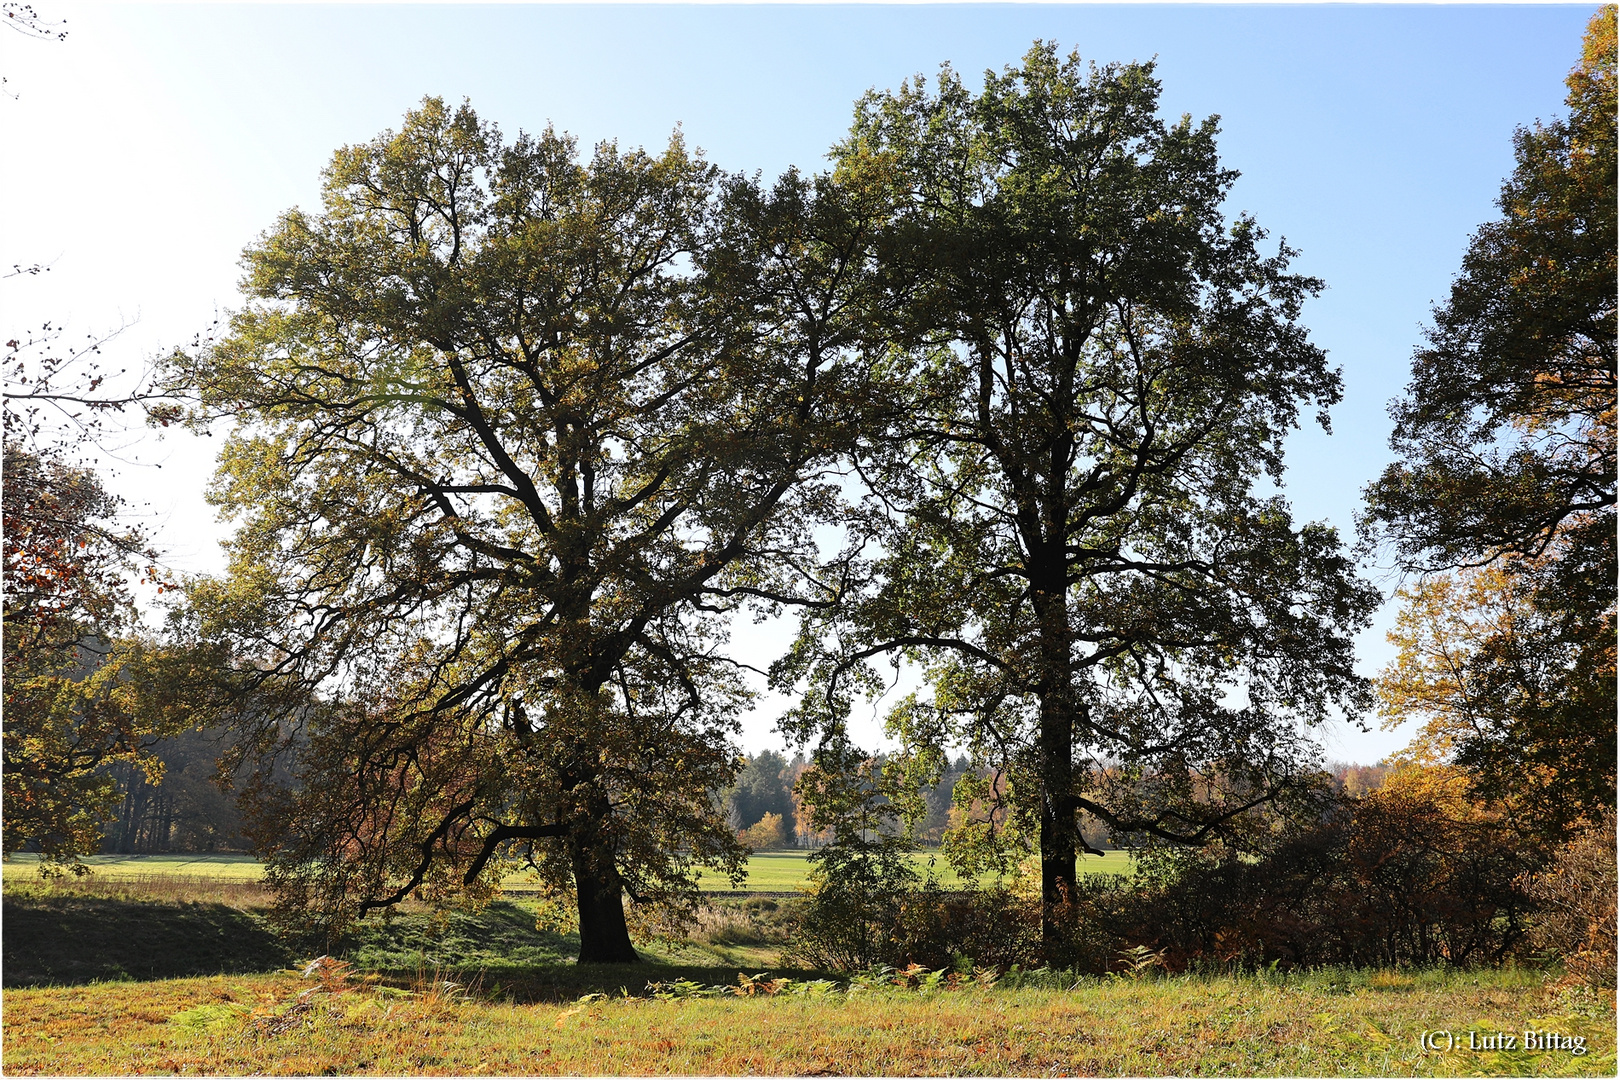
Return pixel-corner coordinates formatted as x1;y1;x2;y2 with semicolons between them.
3;963;1612;1076
2;851;1611;1076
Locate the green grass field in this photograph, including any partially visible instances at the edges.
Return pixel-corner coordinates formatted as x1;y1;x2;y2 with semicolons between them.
3;848;1134;892
2;853;265;882
694;848;1133;892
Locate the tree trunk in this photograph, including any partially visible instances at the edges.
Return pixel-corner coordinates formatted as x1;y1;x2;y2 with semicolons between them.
570;833;639;964
1032;558;1079;965
113;763;140;854
1039;694;1078;964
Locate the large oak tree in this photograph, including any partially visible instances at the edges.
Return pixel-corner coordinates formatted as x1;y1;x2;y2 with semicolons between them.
780;46;1377;960
177;100;889;961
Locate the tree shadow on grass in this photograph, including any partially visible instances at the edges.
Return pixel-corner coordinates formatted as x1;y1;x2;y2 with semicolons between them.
341;901;832;1003
2;893;292;987
339;900;578;971
464;962;841;1004
2;893;829;1000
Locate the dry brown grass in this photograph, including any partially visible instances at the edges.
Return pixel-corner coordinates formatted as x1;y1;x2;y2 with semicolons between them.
3;873;277;909
3;964;1611;1076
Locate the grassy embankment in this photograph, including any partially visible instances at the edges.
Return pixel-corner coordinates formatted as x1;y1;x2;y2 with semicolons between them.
0;850;1130;984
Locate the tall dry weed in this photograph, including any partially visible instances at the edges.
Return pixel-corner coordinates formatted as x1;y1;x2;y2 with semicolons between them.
5;873;276;909
1527;809;1617;989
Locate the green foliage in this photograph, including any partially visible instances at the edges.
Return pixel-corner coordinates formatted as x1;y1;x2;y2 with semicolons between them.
1;442;212;869
780;41;1376;959
886;882;1042;972
726;750;796;835
1363;9;1616;839
783;745;1051;972
170;96;896;961
1363;7;1615;573
784;748;922;970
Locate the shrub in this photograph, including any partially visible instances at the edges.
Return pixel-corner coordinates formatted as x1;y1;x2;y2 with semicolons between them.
1116;768;1539;970
781;836;916;970
789;763;1551;975
888;883;1040;971
739;812;787;851
1526;809;1617;989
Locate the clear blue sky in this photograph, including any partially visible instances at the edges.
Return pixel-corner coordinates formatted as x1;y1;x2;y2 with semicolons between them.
2;2;1600;761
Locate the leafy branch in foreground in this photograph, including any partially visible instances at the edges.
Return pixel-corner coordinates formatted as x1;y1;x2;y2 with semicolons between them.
0;442;206;868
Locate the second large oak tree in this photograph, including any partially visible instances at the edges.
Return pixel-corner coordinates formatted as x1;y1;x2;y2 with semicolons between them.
782;46;1378;960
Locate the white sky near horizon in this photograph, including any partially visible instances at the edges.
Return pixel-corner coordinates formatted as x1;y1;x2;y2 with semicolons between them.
1;2;1598;764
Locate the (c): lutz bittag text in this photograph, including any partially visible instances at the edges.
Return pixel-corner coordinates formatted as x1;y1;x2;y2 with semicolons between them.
1420;1029;1588;1055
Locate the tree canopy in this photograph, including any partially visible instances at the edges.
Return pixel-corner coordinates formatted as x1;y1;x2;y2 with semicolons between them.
728;749;796;836
1362;8;1614;573
0;442;196;867
174;99;888;961
778;44;1377;960
1364;7;1616;838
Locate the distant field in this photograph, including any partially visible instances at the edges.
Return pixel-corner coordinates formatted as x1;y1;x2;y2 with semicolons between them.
1;854;264;882
690;849;1133;892
3;849;1132;893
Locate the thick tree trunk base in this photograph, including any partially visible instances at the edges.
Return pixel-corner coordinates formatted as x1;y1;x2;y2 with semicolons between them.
573;846;640;964
576;914;640;965
1041;825;1079;967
